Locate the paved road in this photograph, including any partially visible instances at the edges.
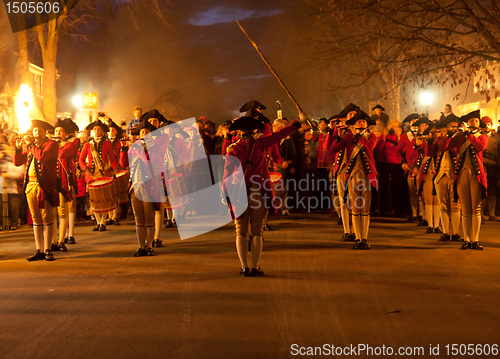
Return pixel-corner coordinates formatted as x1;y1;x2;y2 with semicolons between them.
1;213;499;358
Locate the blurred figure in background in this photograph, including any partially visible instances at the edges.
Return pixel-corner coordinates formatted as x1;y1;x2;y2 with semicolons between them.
481;116;500;221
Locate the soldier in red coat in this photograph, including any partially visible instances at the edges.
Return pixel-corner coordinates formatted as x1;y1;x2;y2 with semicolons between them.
432;114;462;241
106;120;124;226
223;116;301;276
397;113;425;222
63;118;80;244
449;110;488;249
51;119;77;252
326;103;360;242
79;120;119;231
120;120;170;256
15;120;60;261
329;110;378;249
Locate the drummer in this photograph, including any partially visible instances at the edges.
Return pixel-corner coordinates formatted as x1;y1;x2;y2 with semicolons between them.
78;119;119;231
120;119;170;256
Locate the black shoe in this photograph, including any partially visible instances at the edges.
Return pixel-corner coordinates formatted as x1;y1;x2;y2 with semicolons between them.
434;227;443;234
99;225;106;232
360;239;371;250
337;218;343;225
27;249;45;261
164;220;173;228
451;234;463;242
349;233;356;242
44;249;55;261
105;219;114;225
460;241;471;250
50;243;58;252
132;248;146;257
417;215;423;222
352;239;362;249
64;237;69;243
145;247;155;256
240;268;250;277
341;233;351;242
172;219;177;228
417;220;428;227
426;227;434;234
93;225;100;231
407;215;417;222
153;239;163;247
57;242;68;252
67;237;76;244
114;220;120;225
471;242;483;250
439;234;451;241
249;267;264;277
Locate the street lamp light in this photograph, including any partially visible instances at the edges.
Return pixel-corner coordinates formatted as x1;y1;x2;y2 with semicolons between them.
72;95;83;110
420;92;433;116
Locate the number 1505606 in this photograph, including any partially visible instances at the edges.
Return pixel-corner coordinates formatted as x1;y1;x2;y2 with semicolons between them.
445;344;498;356
5;2;60;14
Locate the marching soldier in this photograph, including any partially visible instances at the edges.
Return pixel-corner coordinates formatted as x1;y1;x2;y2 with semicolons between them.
51;119;78;252
106;120;123;226
433;114;462;241
451;110;487;249
63;118;80;244
79;120;119;231
330;110;377;249
326;103;360;242
15;120;59;261
120;120;170;256
416;124;441;234
223;115;302;276
398;113;425;223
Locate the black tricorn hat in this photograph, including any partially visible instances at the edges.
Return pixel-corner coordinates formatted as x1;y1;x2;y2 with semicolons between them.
372;104;385;111
131;119;159;136
402;113;420;124
63;118;79;133
422;123;439;136
245;109;270;124
240;100;266;112
140;109;168;125
107;120;123;136
54;119;72;133
29;119;54;132
459;110;484;127
85;120;109;132
413;116;431;127
338;103;360;118
346;110;376;126
328;114;342;123
229;116;266;132
437;114;459;128
160;120;190;138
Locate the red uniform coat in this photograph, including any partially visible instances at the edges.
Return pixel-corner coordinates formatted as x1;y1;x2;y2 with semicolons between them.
223;124;297;212
397;131;420;168
449;131;488;196
120;135;171;204
328;132;378;189
58;140;77;201
14;139;60;208
79;139;118;183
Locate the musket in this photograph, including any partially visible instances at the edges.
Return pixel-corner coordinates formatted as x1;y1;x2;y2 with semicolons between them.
235;20;316;130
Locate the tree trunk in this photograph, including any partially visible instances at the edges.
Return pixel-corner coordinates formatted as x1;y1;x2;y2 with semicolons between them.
17;31;30;85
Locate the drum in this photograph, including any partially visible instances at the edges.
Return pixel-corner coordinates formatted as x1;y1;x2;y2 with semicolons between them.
114;170;130;204
270;172;285;205
165;173;190;210
88;177;116;213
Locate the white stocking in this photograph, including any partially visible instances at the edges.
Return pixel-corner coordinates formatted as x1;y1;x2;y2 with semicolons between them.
236;235;248;269
135;226;146;248
154;210;163;240
451;211;461;235
351;214;361;240
440;210;450;234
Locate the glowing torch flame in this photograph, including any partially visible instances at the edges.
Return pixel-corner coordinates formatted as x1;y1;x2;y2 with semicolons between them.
16;84;34;133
